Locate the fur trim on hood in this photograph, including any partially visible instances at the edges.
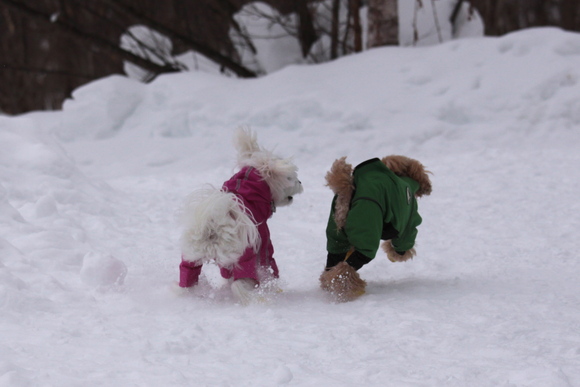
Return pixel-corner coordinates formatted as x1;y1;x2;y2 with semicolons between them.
325;155;432;230
325;157;354;231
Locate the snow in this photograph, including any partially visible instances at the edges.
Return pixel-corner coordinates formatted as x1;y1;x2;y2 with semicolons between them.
1;27;580;386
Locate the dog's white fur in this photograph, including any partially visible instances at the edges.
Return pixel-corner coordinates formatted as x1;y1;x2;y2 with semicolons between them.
233;128;302;207
180;188;260;268
179;128;303;271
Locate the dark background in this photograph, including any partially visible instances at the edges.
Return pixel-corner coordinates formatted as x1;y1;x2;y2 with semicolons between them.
1;0;579;115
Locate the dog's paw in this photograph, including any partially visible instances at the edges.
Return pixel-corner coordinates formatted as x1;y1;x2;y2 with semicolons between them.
231;278;259;306
230;278;284;305
169;281;195;297
382;240;416;262
319;262;366;303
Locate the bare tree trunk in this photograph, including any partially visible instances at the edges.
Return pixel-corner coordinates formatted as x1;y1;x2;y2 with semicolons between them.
294;0;318;57
1;0;265;114
330;0;340;59
349;0;362;52
470;0;580;36
560;0;580;32
367;0;398;47
468;0;496;35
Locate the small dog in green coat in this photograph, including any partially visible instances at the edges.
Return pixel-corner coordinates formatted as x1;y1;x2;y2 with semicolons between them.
320;155;432;302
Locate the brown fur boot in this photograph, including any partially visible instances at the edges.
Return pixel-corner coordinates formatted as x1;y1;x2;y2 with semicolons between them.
319;262;366;302
382;240;416;262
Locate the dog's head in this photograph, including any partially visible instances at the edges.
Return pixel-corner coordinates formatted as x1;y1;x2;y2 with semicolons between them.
234;127;303;207
381;155;432;197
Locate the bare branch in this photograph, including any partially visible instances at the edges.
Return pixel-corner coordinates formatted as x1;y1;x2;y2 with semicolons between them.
431;0;443;43
96;0;257;78
0;0;180;78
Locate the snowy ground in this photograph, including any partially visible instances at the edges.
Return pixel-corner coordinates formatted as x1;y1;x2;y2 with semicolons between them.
1;27;580;386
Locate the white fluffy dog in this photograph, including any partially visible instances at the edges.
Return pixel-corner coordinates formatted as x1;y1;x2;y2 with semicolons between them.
177;128;303;304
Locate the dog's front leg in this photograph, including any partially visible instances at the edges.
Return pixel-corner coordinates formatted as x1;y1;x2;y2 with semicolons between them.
179;260;203;288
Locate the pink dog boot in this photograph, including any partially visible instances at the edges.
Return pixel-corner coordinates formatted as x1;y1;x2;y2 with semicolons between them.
179;260;202;288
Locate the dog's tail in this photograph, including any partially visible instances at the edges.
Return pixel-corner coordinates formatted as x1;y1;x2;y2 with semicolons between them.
179;188;260;269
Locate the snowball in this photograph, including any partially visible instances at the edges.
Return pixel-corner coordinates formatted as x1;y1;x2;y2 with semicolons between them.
273;365;293;384
80;252;127;288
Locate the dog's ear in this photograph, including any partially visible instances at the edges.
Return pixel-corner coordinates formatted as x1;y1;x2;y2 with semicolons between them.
234;127;261;163
255;157;294;187
271;158;299;186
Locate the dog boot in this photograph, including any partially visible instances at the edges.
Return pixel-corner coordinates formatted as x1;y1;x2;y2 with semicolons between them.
179;260;202;288
319;262;366;302
231;278;259;306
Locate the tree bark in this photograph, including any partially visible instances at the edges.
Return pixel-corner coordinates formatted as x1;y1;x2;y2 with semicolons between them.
330;0;340;59
294;0;318;57
0;0;264;114
560;0;580;32
470;0;580;36
350;0;362;52
1;0;181;76
367;0;398;47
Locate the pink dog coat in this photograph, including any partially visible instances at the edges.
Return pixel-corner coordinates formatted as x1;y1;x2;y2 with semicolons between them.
179;167;279;287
